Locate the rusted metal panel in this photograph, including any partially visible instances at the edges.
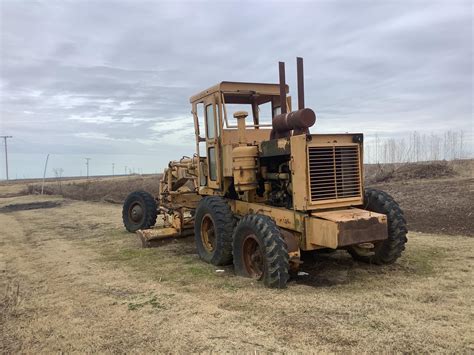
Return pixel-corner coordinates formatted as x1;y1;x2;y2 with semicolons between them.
169;192;201;209
338;217;388;246
312;208;384;222
260;138;291;157
303;208;388;250
271;108;316;139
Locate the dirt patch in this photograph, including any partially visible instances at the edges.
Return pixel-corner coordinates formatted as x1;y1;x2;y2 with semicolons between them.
365;160;464;184
0;201;62;213
362;160;473;236
393;161;456;180
370;177;473;236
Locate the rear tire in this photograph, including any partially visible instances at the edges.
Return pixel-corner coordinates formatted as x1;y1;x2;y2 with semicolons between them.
233;214;289;289
348;188;408;264
194;196;235;266
122;191;158;232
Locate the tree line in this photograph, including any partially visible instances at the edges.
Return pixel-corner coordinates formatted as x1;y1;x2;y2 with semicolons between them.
364;130;470;164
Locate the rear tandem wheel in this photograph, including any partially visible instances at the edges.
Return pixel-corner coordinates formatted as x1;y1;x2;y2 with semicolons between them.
347;188;408;264
232;214;289;289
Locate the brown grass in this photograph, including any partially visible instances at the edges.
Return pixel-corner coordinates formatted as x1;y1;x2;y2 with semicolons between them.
364;159;473;184
25;175;162;203
0;194;472;352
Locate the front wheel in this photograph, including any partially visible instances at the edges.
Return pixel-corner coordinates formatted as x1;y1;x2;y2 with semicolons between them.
348;188;408;264
233;214;289;289
122;191;158;232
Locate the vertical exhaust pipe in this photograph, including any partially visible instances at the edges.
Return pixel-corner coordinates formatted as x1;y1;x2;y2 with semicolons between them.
271;58;315;139
297;57;305;110
278;61;287;114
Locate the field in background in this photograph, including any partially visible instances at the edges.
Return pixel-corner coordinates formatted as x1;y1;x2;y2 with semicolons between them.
365;159;473;236
2;159;472;236
0;174;161;203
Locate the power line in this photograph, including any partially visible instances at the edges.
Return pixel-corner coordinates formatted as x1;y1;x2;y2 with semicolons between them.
1;136;13;180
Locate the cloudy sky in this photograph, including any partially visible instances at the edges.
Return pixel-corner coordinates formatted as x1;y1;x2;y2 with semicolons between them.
0;0;472;179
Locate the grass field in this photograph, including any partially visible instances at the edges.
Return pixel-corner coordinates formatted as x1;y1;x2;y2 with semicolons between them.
0;160;473;352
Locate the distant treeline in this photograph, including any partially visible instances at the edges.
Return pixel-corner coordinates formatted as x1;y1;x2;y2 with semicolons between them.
364;130;470;164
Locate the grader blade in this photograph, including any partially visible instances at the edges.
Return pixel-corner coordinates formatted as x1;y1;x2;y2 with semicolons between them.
136;223;195;248
136;227;181;248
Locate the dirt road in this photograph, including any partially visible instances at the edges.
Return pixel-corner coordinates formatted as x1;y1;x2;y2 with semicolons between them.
1;195;473;352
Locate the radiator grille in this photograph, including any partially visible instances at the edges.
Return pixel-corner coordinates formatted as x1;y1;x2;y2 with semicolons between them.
308;145;361;202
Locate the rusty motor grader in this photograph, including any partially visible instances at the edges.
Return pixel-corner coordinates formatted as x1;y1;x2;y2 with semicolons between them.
122;58;407;288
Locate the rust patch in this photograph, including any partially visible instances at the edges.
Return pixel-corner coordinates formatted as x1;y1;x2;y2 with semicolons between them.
338;217;388;246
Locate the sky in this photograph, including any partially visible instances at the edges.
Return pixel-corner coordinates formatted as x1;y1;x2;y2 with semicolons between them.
0;0;472;179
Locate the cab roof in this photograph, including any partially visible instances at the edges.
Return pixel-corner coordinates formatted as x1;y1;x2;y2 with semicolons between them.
189;81;289;103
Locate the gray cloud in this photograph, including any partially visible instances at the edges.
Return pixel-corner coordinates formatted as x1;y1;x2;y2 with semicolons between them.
0;0;472;178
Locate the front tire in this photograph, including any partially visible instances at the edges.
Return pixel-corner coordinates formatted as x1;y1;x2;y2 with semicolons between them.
348;188;408;264
233;214;289;289
122;191;158;232
194;196;235;266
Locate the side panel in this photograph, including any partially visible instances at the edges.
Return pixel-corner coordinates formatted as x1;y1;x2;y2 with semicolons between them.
229;200;305;233
290;135;309;211
304;217;339;249
221;129;271;145
304;208;388;250
222;144;233;177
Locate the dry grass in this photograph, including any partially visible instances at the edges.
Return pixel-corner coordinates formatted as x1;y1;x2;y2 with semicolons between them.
0;195;473;352
9;174;162;203
364;159;473;184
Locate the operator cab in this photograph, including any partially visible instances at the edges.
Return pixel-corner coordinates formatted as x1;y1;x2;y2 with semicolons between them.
190;82;289;190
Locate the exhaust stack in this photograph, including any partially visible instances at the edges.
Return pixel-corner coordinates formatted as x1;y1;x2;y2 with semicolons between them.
271;57;316;140
279;61;287;114
297;57;305;110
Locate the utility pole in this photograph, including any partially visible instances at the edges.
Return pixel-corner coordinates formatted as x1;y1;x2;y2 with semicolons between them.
41;154;50;195
85;158;91;179
1;136;13;180
112;163;115;177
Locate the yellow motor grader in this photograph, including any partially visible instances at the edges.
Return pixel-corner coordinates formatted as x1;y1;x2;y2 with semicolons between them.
122;58;407;288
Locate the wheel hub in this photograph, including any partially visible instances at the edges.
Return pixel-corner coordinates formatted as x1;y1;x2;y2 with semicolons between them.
129;203;143;223
242;234;264;279
201;214;216;252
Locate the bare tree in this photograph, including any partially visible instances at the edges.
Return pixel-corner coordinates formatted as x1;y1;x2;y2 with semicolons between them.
364;129;469;164
53;168;64;194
